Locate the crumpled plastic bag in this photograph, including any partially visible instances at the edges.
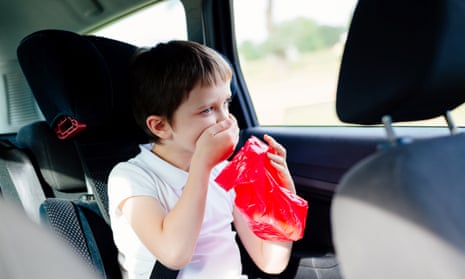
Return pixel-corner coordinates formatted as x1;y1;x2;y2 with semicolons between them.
215;136;308;241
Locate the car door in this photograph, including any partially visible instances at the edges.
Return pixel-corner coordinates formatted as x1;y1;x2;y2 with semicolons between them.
197;0;372;276
198;0;459;278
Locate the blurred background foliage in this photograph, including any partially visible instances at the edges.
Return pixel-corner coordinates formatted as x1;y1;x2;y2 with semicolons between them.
239;17;345;61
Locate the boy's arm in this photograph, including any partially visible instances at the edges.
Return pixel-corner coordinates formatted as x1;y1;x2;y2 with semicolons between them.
120;162;211;270
234;134;296;274
233;207;293;274
120;117;239;270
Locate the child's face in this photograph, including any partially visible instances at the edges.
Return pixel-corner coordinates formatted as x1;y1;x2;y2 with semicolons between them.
168;80;233;156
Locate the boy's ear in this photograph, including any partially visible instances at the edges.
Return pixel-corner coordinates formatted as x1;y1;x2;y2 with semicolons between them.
146;115;171;139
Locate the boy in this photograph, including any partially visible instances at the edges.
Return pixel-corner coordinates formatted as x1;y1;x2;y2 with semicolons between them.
108;40;296;278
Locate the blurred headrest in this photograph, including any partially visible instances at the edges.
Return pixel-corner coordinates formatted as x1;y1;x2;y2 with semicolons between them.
336;0;465;125
17;29;146;141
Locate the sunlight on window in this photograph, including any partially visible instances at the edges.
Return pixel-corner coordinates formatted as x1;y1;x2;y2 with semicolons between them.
234;0;356;126
234;0;465;127
92;0;187;47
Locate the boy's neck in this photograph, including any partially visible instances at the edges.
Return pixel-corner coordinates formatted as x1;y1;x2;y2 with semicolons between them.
151;144;191;171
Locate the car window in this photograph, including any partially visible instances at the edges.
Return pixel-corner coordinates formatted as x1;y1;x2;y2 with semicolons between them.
91;0;187;47
234;0;355;126
233;0;465;127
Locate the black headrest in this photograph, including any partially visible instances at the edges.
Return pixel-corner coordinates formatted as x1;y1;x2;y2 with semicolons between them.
336;0;465;125
17;29;146;141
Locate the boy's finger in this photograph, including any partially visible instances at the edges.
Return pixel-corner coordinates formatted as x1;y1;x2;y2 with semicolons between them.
209;118;232;136
264;134;286;155
267;152;285;165
264;134;279;147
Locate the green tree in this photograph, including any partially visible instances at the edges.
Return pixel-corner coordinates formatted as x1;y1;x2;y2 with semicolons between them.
239;17;345;61
239;40;265;60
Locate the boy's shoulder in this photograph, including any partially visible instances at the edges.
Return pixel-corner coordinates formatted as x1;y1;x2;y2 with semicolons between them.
109;144;150;176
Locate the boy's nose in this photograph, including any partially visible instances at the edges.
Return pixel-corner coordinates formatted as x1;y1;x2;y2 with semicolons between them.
216;108;229;123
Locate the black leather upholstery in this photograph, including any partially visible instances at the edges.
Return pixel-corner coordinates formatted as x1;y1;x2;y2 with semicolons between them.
17;121;86;193
336;0;465;124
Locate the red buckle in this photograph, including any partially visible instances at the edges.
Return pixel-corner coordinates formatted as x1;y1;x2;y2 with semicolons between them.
53;116;87;140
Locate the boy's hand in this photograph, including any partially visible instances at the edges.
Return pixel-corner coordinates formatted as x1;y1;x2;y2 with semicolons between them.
195;114;239;168
264;134;296;193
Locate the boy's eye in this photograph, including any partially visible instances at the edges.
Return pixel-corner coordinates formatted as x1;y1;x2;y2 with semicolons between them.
202;107;212;114
201;99;231;114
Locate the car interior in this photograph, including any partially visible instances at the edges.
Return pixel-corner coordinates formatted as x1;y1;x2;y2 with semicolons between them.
1;0;464;278
332;0;465;278
16;29;146;278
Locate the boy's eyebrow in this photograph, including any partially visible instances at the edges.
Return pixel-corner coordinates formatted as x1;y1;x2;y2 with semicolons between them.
194;94;232;110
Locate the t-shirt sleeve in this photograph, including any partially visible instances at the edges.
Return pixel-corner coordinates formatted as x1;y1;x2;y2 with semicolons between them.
107;161;161;217
212;160;236;203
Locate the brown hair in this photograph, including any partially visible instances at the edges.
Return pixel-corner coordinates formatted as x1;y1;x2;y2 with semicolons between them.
129;40;232;142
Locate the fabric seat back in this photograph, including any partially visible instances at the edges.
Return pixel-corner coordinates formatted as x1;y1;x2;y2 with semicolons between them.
332;0;465;278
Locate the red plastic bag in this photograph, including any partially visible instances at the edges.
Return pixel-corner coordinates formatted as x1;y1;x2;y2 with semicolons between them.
215;136;308;241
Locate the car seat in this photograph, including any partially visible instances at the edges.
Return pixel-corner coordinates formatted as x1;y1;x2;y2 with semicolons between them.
331;0;465;278
0;138;47;222
0;120;92;224
17;29;148;220
16;29;147;278
16;122;87;201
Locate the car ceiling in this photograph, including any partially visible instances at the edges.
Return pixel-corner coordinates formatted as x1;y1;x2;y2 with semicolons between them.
0;0;161;61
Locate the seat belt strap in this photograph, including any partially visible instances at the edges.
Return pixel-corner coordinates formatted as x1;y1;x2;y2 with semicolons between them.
150;261;179;279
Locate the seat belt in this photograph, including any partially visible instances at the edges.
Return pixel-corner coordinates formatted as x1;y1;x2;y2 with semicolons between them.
1;139;46;222
150;261;179;279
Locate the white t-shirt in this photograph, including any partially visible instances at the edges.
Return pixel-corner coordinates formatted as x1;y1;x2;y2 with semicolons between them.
108;144;243;279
